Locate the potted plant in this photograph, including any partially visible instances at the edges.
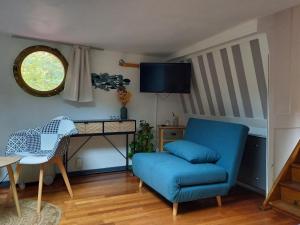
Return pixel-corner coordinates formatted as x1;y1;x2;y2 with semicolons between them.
129;120;154;158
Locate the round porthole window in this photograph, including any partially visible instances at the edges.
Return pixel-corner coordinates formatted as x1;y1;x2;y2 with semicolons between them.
13;45;68;97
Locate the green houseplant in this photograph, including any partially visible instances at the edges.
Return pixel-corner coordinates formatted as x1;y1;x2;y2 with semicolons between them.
129;120;154;158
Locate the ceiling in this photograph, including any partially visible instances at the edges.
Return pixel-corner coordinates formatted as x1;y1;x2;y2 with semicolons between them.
1;0;300;55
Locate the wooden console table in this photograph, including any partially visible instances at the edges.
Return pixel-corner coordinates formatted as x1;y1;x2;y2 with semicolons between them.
158;125;185;151
66;119;136;172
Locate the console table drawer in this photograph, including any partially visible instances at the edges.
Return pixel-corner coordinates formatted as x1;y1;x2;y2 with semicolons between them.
85;123;103;134
76;122;103;134
104;121;135;133
75;123;86;134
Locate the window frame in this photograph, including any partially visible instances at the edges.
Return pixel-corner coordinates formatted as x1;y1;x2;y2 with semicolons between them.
13;45;68;97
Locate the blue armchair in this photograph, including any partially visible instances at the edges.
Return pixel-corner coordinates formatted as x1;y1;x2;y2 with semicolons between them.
132;118;249;215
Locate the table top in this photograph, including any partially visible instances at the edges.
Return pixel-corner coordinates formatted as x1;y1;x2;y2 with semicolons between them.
74;119;136;123
0;156;21;168
158;125;186;129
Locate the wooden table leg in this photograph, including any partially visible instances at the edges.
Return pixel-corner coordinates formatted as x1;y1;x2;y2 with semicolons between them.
6;165;21;217
6;164;21;203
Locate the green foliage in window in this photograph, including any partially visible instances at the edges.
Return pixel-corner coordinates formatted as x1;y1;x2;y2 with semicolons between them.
21;51;65;91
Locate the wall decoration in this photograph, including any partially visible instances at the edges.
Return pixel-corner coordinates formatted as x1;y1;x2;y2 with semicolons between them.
177;35;268;120
91;73;130;91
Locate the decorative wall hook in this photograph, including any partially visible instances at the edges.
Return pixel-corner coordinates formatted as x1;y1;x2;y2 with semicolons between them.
119;59;139;68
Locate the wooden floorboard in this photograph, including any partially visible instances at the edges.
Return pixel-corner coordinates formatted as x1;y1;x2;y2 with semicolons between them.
0;172;299;225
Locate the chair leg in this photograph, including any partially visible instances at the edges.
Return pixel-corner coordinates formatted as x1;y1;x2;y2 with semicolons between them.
139;180;143;188
37;165;44;214
6;165;21;217
216;195;222;207
54;156;73;198
173;203;178;216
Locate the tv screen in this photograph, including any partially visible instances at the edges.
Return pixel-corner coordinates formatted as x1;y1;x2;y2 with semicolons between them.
140;63;191;93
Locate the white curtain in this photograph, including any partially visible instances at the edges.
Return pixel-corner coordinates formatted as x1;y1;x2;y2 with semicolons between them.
62;46;93;102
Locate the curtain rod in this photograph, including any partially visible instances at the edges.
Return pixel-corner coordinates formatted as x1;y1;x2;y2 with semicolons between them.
11;34;104;51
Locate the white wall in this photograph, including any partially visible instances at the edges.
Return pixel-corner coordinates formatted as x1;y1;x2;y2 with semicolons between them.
169;28;268;137
167;19;258;60
169;18;269;192
0;34;184;182
258;5;300;191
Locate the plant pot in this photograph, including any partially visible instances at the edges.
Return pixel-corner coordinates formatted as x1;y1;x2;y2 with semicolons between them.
120;106;128;120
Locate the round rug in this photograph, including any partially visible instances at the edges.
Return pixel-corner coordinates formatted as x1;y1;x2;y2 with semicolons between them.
0;199;61;225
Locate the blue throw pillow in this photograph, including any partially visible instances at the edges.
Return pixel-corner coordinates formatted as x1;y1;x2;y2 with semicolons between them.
164;140;221;164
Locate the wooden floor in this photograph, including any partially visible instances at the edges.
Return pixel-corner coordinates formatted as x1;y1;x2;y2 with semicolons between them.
0;172;299;225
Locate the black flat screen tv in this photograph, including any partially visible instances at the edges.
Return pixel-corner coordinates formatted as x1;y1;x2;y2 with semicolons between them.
140;63;191;93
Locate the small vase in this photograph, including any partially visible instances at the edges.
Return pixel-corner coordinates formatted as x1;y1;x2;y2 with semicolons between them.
120;106;128;120
172;116;179;126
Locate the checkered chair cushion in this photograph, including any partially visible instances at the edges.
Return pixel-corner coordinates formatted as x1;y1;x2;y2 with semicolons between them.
6;116;78;164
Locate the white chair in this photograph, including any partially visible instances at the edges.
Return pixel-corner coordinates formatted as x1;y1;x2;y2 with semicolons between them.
5;116;78;213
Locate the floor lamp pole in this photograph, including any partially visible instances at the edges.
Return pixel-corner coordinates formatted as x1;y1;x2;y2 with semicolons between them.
154;93;159;151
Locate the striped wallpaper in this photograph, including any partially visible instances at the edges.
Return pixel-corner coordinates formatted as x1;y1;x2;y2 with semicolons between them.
178;35;268;120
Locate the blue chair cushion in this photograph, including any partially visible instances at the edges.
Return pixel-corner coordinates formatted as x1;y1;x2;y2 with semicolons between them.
164;140;221;163
133;152;227;199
